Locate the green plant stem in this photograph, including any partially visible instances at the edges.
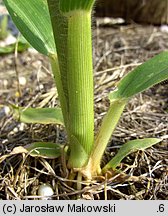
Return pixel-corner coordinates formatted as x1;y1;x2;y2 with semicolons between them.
0;15;8;40
67;11;94;168
85;100;127;177
47;0;94;169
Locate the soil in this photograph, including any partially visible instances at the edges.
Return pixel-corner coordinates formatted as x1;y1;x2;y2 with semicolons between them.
0;22;168;200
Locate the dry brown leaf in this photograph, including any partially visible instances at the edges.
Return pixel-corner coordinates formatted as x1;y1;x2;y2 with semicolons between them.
0;146;28;163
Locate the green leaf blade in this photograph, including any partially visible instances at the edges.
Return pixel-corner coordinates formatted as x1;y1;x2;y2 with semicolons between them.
103;138;162;172
13;107;64;125
26;142;62;159
4;0;56;56
109;51;168;101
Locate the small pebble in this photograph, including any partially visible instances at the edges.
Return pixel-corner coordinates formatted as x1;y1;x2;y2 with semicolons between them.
38;184;54;200
3;106;11;115
13;127;18;133
3;79;8;87
2;139;8;144
0;106;11;119
38;84;44;90
5;34;16;45
160;25;168;33
19;76;27;86
0;34;16;47
19;123;25;131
